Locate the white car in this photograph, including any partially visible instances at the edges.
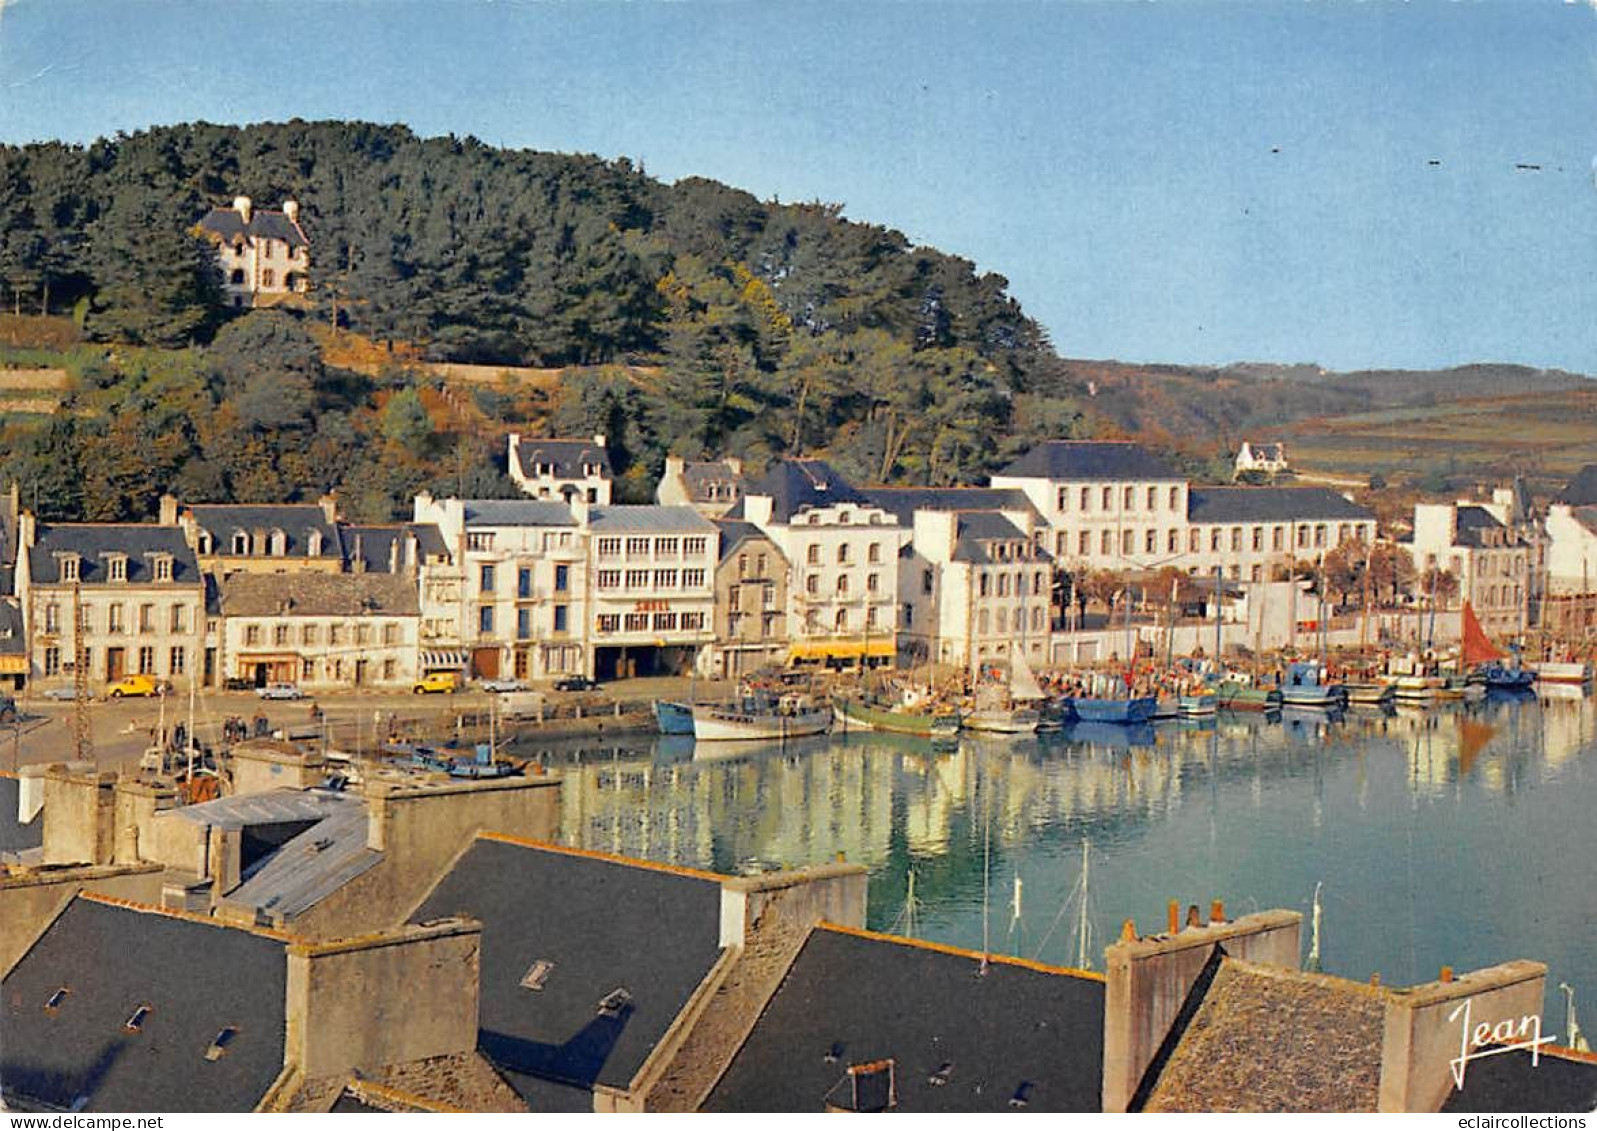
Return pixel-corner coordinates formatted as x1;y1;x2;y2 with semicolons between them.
479;678;529;694
255;683;308;700
42;686;92;702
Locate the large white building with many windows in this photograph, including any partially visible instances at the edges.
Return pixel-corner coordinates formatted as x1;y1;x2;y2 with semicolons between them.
730;460;907;666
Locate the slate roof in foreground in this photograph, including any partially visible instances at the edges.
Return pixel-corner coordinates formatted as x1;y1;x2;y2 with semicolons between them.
704;924;1105;1113
0;896;288;1113
0;773;42;857
410;835;725;1101
1439;1046;1597;1114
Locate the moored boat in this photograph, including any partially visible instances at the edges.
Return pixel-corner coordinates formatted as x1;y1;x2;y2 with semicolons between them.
1177;693;1217;717
1343;681;1395;706
653;700;696;735
1280;661;1341;708
833;695;946;736
1392;675;1444;703
1533;661;1592;686
692;695;832;742
1150;696;1180;720
1068;695;1158;724
963;707;1041;734
1214;680;1282;711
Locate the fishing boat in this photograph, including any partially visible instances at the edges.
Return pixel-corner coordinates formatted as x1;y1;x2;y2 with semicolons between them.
1177;691;1218;717
834;691;952;736
692;693;832;742
963;645;1045;734
1279;661;1341;708
1068;695;1158;724
1150;695;1180;720
652;700;696;735
1213;679;1282;712
1392;675;1445;703
1459;600;1536;692
930;714;962;746
1343;680;1395;707
1531;660;1591;686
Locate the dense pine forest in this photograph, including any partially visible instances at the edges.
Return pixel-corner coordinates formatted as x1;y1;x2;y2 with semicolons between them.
0;120;1096;522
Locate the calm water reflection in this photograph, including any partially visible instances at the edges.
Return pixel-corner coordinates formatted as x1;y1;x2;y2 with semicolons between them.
508;690;1596;1024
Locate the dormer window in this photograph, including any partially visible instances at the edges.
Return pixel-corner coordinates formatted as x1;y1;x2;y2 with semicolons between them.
106;555;127;583
153;555;173;583
60;555;79;583
231;531;250;555
307;530;323;556
198;531;214;555
268;529;287;556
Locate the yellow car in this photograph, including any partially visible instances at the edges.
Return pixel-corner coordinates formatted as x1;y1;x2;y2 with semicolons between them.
108;674;167;699
412;672;460;695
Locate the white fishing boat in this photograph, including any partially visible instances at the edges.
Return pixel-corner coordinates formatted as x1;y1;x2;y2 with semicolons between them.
1533;660;1592;686
692;694;832;742
964;645;1044;734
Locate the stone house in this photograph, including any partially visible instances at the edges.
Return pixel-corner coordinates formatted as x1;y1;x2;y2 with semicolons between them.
196;196;311;308
507;433;612;504
709;520;788;678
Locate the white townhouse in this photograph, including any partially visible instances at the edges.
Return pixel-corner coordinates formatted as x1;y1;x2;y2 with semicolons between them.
1406;503;1530;638
1536;466;1597;638
507;434;613;504
730;460;907;667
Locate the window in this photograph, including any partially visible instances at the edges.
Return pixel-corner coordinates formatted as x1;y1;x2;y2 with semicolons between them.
553;605;569;633
274;625;290;647
1314;524;1327;548
61;555;79;583
836;574;850;596
170;646;186;675
997;608;1009;634
329;625;343;646
867;572;880;593
624;613;649;632
45;604;59;633
125;1005;153;1033
682;612;705;631
1146;530;1157;553
1168;529;1179;553
1231;527;1243;552
997;573;1011;597
480;565;496;593
1102;486;1113;510
154;556;172;582
1032;607;1045;632
866;606;878;629
1252;527;1264;552
44;646;60;676
554;565;569;592
1100;531;1112;555
1122;530;1134;555
979;573;990;598
597;614;620;633
245;623;261;646
977;609;990;635
268;530;287;556
479;606;494;634
170;604;187;633
1273;526;1285;552
763;587;775;610
684;568;705;588
755;553;767;577
106;605;124;634
1169;486;1180;510
383;659;396;680
868;542;881;564
1056;487;1068;511
1080;487;1092;511
521;960;556;991
1297;526;1310;549
107;555;127;583
656;538;679;557
44;987;70;1013
834;608;848;632
1078;531;1091;556
625;569;649;589
806;574;819;595
517;609;532;639
518;568;533;599
138;646;155;674
383;623;399;646
807;544;821;565
262;269;275;286
922;569;934;595
652;612;678;631
1147;486;1158;510
626;537;650;557
684;537;708;556
653;569;677;589
1124;486;1135;510
1210;529;1222;552
837;544;852;565
597;537;621;558
597;569;620;590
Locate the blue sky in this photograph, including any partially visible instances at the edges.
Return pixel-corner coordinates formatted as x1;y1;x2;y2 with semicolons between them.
1;0;1593;374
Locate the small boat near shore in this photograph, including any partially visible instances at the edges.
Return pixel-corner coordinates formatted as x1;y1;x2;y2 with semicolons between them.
834;695;953;736
1214;680;1282;712
653;700;696;735
692;695;832;742
1533;661;1592;686
1343;681;1395;707
1280;661;1341;708
1178;692;1217;717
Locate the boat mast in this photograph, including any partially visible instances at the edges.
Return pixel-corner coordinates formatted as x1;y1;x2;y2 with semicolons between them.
1075;837;1092;971
1213;566;1223;673
1306;881;1324;972
186;673;197;783
1562;982;1590;1053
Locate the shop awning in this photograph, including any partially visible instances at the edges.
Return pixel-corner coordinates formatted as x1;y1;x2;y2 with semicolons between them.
788;639;896;661
422;650;468;669
0;654;28;675
236;653;301;665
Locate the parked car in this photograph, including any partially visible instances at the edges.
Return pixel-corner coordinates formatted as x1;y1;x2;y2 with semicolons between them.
108;674;168;699
223;677;256;692
413;672;460;695
255;683;307;701
553;675;599;692
479;677;529;694
42;686;92;702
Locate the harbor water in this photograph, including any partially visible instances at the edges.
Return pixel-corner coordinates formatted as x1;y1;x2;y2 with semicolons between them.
508;689;1596;1027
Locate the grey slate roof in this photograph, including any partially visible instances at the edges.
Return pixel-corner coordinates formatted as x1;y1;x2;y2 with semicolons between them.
0;774;42;857
1440;1048;1597;1114
188;504;341;560
28;525;201;586
410;836;725;1100
1557;465;1597;507
218;571;419;617
0;896;288;1113
512;438;612;481
704;926;1105;1113
1186;487;1373;525
0;596;25;656
339;523;449;570
714;520;781;563
677;460;745;503
1455;505;1512;548
950;512;1050;564
728;459;873;523
998;441;1182;481
461;500;577;528
197;206;309;250
588;505;717;534
221;796;380;924
862;487;1039;524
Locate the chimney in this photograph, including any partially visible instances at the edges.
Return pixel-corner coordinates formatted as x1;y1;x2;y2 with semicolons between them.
593;433;607;448
389;533;400;573
233;195;253;224
570;497;590;526
664;455;685;480
1377;960;1548;1113
717;861;868;949
41;766;120;867
318;492;339;524
1102;906;1302;1113
405;529;418;571
284;918;482;1082
158;494;179;527
283;199;300;224
743;495;774;529
19;510;36;550
725;457;743;477
351;534;366;575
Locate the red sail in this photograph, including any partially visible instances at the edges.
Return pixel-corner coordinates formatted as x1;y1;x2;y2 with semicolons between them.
1460;601;1504;666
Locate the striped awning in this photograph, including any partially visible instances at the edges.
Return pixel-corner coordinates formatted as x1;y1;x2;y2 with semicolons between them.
422;650;468;669
788;639;896;661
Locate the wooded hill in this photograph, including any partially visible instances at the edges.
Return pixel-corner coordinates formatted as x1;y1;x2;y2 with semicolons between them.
0;121;1588;522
